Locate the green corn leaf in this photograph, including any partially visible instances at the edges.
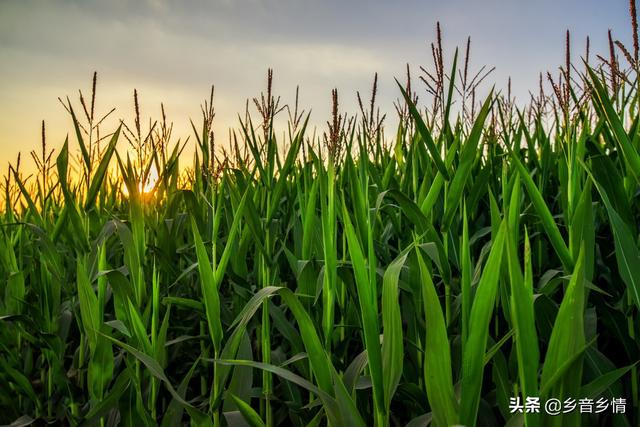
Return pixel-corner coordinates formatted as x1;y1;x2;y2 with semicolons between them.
587;66;640;183
396;79;450;180
511;153;573;271
100;332;198;411
416;247;458;427
441;91;493;231
381;251;408;412
540;245;586;427
191;216;223;353
77;257;100;352
85;125;121;211
227;393;265;427
460;220;507;426
460;205;472;348
579;363;638;399
67;99;91;172
506;228;540;427
589;177;640;309
342;203;385;422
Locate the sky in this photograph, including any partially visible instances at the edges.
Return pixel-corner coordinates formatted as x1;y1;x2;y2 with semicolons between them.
0;0;633;174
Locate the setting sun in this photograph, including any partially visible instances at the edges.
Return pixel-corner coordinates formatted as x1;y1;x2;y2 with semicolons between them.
122;165;159;197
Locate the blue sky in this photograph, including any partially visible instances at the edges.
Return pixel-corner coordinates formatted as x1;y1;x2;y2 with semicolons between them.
0;0;632;169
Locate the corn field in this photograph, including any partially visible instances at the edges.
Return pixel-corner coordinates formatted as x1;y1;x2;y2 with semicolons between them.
1;21;640;427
